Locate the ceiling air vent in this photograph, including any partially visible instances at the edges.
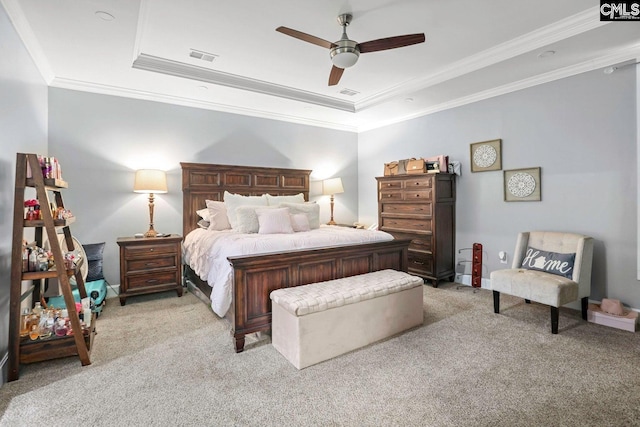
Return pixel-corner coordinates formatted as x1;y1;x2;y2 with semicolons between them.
339;88;359;96
189;49;218;62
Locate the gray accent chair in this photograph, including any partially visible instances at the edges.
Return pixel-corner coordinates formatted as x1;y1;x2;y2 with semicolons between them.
490;231;594;334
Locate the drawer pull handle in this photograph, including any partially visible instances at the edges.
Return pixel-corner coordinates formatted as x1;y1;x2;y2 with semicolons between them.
414;261;424;265
149;248;154;252
146;279;159;284
415;194;420;198
387;194;392;198
145;262;158;266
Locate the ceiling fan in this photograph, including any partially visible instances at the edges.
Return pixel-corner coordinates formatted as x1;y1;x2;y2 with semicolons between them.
276;14;425;86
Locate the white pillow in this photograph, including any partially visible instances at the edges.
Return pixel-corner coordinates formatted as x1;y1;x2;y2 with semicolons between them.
234;206;278;233
196;208;211;222
197;219;210;229
290;213;310;232
257;208;294;234
279;202;320;229
205;200;231;231
223;191;267;230
265;193;305;206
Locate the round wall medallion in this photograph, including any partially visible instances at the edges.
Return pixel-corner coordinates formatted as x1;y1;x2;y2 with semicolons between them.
507;172;536;198
473;145;498;168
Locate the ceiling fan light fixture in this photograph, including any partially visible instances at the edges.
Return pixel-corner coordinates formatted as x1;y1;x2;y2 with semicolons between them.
330;40;360;68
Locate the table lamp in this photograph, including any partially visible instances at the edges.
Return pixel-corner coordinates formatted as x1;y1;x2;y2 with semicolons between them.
322;177;344;226
134;169;167;237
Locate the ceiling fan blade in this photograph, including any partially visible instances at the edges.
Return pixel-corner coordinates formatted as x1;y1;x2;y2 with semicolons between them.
328;66;344;86
358;33;426;53
276;26;334;49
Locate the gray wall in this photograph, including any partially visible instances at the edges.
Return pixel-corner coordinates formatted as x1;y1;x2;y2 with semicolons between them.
48;89;359;289
0;6;48;385
358;68;639;309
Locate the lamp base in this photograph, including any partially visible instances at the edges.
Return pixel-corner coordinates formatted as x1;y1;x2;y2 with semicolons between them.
327;220;337;226
144;228;158;238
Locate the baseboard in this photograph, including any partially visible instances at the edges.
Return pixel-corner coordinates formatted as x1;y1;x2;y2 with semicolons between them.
1;351;8;388
455;274;491;289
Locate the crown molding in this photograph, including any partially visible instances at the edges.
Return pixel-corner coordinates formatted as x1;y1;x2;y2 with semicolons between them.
1;0;54;83
356;42;640;132
49;77;360;133
355;7;606;112
132;53;356;113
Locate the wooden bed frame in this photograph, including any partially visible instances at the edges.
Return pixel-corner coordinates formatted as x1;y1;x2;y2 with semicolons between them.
181;162;410;352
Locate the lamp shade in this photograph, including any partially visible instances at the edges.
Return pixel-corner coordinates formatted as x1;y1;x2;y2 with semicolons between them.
322;177;344;195
133;169;168;194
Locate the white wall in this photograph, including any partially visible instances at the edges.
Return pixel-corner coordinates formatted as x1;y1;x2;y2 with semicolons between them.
358;68;638;309
0;5;48;385
47;89;359;288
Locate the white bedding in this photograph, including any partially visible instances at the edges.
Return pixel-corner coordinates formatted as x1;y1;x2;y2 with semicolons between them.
182;225;394;317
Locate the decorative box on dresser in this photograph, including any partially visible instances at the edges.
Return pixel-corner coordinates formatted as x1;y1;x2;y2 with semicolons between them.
117;235;183;305
376;173;456;287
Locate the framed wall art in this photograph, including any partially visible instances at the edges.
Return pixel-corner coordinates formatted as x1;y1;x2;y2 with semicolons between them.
470;139;502;172
503;167;541;202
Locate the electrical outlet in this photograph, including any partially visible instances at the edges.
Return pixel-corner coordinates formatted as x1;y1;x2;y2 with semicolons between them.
498;251;508;264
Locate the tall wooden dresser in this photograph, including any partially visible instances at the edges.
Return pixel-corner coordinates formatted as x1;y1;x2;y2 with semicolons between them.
376;173;456;287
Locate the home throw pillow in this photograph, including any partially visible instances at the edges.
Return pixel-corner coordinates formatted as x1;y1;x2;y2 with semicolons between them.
257;208;294;234
520;247;576;279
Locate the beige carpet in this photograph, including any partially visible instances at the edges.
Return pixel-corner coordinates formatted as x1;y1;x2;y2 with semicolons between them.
1;283;639;427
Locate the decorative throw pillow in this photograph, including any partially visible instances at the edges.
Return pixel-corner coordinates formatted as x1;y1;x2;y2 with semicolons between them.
265;193;305;206
257;208;294;234
196;208;211;222
197;219;210;229
82;242;105;282
279;202;320;229
290;213;310;232
520;247;576;279
223;191;267;230
205;200;231;231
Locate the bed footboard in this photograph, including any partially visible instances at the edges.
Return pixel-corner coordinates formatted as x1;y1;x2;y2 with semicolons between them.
227;239;411;352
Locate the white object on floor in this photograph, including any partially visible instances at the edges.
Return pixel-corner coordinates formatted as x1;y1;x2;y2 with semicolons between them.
270;269;424;369
587;304;637;332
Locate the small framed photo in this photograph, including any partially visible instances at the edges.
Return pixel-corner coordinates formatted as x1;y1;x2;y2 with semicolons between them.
504;167;541;202
470;139;502;172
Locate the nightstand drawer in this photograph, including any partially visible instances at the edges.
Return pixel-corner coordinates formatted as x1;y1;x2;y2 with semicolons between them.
404;189;432;200
126;255;177;273
126;271;179;290
380;191;403;201
124;243;177;258
117;235;183;305
379;180;403;190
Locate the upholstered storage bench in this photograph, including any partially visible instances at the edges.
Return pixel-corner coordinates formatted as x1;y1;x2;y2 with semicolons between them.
270;269;424;369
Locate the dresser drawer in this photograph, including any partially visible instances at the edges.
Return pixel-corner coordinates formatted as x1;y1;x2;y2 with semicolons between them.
403;189;432;201
379;180;403;190
126;255;177;273
410;237;433;253
408;252;434;275
379;191;404;201
124;243;177;259
126;271;179;290
381;217;432;232
404;176;432;188
382;203;432;216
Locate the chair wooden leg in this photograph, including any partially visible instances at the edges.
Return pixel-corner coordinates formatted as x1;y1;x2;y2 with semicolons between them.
550;306;559;334
493;291;500;313
525;299;531;304
581;297;588;320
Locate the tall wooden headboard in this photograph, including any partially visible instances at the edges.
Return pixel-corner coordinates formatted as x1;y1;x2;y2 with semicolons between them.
180;162;312;236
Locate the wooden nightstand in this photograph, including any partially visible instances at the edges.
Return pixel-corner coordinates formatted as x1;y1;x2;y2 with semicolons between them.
116;234;183;306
